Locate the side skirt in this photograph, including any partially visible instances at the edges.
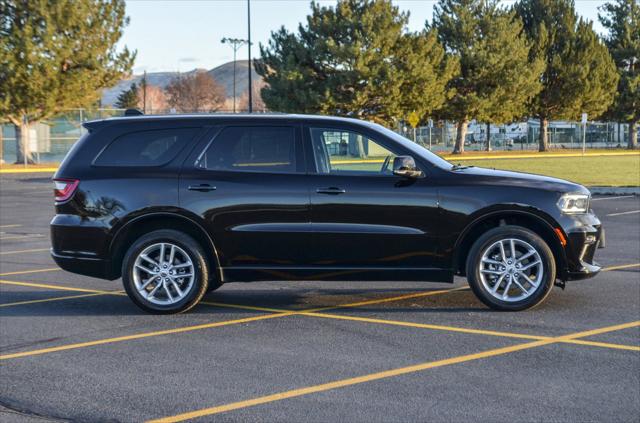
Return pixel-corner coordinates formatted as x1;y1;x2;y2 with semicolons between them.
220;267;454;283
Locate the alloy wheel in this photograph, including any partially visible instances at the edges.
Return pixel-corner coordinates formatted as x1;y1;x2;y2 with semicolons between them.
478;238;544;302
132;242;195;305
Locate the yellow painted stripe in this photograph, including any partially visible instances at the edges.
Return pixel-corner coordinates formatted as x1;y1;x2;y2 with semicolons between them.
0;292;111;308
0;312;294;361
0;224;22;229
0;167;58;174
0;235;46;241
147;320;640;422
0;248;50;256
602;263;640;271
0;279;115;294
0;267;60;277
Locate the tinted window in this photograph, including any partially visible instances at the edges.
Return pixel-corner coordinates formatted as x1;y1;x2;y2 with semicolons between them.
199;126;297;173
310;128;399;175
95;128;198;167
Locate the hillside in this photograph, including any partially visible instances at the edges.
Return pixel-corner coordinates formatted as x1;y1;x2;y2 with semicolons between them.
101;60;262;106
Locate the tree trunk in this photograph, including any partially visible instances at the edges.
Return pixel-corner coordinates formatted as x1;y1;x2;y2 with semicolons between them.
539;117;549;152
485;123;491;151
14;122;34;164
452;119;468;154
628;121;638;150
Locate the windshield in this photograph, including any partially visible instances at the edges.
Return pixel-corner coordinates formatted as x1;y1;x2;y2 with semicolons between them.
372;123;454;170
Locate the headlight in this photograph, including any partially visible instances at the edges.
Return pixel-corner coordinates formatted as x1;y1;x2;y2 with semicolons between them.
557;193;590;214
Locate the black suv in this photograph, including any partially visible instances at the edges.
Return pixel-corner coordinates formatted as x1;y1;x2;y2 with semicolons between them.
51;114;603;313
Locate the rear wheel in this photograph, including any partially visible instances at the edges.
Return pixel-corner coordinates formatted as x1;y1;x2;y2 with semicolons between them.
466;226;555;311
122;230;209;314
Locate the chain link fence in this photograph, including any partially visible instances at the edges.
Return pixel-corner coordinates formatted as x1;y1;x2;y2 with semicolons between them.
0;109;634;164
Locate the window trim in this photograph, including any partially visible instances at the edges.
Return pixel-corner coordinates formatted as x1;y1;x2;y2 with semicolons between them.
193;124;305;175
304;125;428;178
92;127;202;168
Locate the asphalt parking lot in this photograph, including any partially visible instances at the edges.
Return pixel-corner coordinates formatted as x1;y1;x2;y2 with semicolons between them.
0;172;638;423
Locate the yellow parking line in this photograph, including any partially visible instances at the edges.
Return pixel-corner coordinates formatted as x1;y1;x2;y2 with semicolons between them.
602;263;640;271
0;312;294;361
147;320;640;422
0;235;45;241
0;167;58;174
0;248;50;256
0;279;114;294
0;224;22;229
0;267;60;277
0;292;113;308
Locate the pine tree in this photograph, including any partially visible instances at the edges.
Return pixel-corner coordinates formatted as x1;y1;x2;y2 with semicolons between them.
0;0;135;163
256;0;457;126
115;83;140;110
599;0;639;149
515;0;619;151
431;0;544;154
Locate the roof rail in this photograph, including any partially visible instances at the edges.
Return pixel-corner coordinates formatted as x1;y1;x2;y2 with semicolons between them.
124;108;144;116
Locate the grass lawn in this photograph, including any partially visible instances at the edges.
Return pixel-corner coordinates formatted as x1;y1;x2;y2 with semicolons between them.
459;155;640;187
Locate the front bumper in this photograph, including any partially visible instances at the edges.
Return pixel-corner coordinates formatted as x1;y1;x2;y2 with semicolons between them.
561;212;604;281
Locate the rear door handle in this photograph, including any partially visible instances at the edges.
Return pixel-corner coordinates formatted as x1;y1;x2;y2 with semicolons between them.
316;187;346;195
188;184;217;192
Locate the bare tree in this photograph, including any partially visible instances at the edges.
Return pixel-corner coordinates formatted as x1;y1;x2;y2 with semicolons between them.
165;71;226;112
139;85;168;113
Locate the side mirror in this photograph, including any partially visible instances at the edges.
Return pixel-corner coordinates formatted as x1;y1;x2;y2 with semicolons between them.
392;156;423;178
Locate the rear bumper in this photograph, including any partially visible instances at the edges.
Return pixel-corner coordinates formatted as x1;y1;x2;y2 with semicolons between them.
51;249;116;280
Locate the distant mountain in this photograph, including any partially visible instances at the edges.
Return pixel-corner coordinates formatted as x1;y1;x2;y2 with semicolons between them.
101;60;262;106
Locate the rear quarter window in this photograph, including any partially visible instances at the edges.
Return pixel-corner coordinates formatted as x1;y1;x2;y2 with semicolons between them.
94;128;199;167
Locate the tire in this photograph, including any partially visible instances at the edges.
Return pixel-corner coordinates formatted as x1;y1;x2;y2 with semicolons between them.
122;229;209;314
466;225;555;311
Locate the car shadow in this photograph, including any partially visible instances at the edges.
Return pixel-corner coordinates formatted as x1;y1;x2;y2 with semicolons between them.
0;285;487;317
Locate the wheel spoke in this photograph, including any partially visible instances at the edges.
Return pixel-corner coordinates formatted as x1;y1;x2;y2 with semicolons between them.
482;258;503;266
173;262;192;269
510;239;516;260
499;241;507;262
139;277;155;291
521;260;541;271
140;254;158;267
491;274;506;294
516;250;535;263
502;278;513;299
148;281;162;298
168;245;176;265
164;284;174;302
481;269;503;275
135;264;154;274
513;278;529;295
159;243;166;264
170;280;183;297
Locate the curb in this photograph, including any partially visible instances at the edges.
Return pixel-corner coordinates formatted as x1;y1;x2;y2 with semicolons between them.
588;187;640;195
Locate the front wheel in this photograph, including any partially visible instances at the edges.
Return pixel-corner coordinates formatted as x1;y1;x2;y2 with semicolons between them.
122;230;209;314
466;226;556;311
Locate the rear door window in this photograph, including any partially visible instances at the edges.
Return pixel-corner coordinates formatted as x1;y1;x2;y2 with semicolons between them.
94;128;199;166
198;126;299;173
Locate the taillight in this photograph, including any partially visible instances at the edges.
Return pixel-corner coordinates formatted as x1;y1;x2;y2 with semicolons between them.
53;178;79;202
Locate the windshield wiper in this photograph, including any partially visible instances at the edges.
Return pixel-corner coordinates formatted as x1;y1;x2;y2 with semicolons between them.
451;163;474;171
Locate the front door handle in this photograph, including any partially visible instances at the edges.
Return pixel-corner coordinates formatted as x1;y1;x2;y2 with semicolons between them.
316;187;346;195
188;184;217;192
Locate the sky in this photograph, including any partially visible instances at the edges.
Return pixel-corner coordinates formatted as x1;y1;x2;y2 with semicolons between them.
120;0;608;75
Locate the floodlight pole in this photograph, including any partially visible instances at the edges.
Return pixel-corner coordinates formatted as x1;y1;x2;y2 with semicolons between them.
221;37;249;113
247;0;253;113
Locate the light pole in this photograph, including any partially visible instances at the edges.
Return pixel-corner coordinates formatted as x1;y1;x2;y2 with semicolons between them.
221;37;248;113
247;0;252;113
